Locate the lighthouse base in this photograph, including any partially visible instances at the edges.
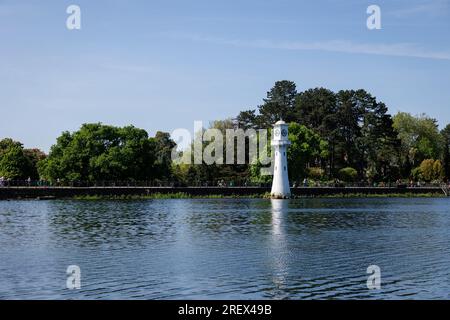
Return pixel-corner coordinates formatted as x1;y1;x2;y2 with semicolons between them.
270;192;291;199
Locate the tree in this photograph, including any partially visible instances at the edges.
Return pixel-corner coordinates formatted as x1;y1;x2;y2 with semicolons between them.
293;87;339;176
287;123;328;183
331;89;396;179
258;80;297;126
0;138;22;154
152;131;176;180
23;148;46;179
237;81;298;129
294;87;337;134
419;159;444;182
355;93;400;182
0;138;40;180
38;123;174;183
393;113;443;174
441;124;450;179
411;167;422;181
235;109;257;129
185;119;250;185
433;160;444;181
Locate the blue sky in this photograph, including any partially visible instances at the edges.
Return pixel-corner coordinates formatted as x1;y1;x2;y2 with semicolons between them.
1;0;449;152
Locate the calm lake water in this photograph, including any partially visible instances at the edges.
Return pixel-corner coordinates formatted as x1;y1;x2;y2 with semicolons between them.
0;198;449;299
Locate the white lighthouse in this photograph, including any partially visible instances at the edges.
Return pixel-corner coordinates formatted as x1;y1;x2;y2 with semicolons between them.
271;120;291;199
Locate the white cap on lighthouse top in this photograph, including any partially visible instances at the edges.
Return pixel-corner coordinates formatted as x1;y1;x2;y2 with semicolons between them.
275;120;286;125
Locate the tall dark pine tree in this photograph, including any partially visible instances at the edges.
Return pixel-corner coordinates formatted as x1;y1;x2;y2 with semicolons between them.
153;131;177;180
294;87;337;133
333;90;363;174
235;109;257;129
257;80;297;127
441;124;450;180
294;87;338;175
357;94;401;182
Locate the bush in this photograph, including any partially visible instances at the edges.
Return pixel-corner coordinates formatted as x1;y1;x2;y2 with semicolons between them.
307;167;325;180
418;159;444;182
338;167;358;182
411;167;422;181
432;160;444;180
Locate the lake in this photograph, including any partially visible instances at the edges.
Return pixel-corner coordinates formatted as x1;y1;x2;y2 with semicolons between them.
0;198;449;299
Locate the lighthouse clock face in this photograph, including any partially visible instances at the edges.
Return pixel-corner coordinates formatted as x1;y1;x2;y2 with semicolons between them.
274;129;280;137
281;128;288;137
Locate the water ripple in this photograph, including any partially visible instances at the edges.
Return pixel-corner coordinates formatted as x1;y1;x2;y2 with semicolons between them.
0;198;449;299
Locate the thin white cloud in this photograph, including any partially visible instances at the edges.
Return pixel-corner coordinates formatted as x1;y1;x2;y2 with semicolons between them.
170;33;450;61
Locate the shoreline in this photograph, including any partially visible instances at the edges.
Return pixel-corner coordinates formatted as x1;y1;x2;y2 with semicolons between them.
73;192;446;200
0;187;447;200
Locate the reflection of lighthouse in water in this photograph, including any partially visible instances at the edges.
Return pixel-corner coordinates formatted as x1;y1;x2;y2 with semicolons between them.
269;199;289;298
271;120;291;199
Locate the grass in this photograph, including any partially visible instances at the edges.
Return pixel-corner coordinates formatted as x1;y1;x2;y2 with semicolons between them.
69;191;445;200
292;193;445;198
72;192;270;200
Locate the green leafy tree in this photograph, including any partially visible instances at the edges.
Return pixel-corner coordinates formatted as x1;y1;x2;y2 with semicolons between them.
172;119;248;185
23;148;47;179
38;123;173;183
287;123;328;183
0;138;40;180
419;159;435;181
411;167;422;181
393;113;444;175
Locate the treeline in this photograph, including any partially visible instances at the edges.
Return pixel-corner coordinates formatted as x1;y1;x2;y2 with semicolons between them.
0;124;175;183
176;81;450;185
1;80;450;185
239;81;450;184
